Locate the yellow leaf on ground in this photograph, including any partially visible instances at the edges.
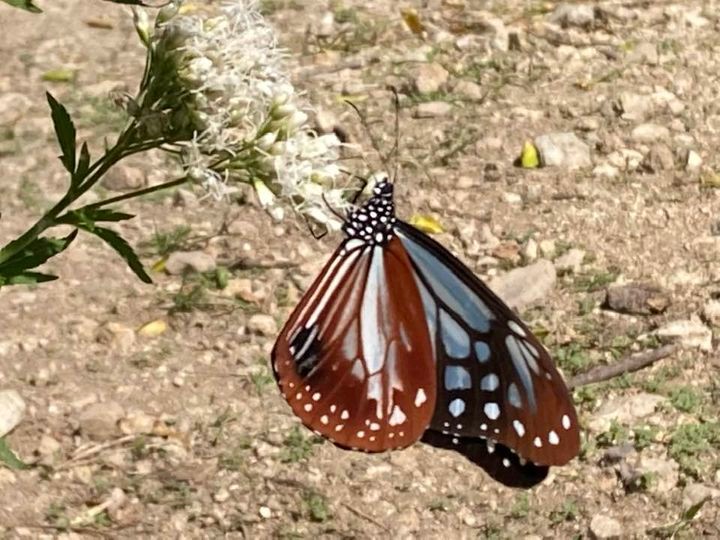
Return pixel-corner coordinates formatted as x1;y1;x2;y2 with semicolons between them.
138;320;167;338
151;259;166;273
409;214;444;234
520;140;540;168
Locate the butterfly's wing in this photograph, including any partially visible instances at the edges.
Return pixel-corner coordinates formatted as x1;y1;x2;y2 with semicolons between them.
272;237;437;452
396;222;580;466
421;431;549;488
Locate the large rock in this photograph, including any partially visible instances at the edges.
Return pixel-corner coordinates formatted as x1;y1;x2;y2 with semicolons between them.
549;3;596;28
534;132;591;169
588;393;666;433
489;259;556;311
589;514;623;539
603;283;670;315
79;401;125;440
412;62;449;94
247;314;278;336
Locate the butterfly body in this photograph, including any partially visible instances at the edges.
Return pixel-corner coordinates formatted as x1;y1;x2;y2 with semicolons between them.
272;178;579;483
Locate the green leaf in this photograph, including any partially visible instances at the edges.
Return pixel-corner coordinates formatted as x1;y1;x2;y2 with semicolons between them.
0;437;28;470
1;0;42;13
83;226;152;283
3;272;59;286
73;142;91;187
41;68;75;83
682;497;709;521
46;92;76;174
0;231;78;281
59;207;135;227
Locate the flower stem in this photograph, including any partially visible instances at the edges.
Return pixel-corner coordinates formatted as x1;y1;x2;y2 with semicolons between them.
80;175;190;212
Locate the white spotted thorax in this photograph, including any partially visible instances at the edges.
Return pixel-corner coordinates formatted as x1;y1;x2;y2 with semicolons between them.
341;178;397;245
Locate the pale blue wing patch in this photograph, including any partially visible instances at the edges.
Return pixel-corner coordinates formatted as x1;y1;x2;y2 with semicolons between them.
439;309;470;358
398;231;494;332
444;366;472;390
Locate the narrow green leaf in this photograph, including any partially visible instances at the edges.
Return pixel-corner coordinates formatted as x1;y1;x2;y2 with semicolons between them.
0;437;28;470
41;68;75;83
0;230;78;278
1;0;42;13
73;142;91;187
60;208;135;227
85;226;152;283
46;92;76;174
682;497;709;521
1;272;59;287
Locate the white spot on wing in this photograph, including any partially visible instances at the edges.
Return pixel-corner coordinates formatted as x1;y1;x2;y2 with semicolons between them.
533;436;542;448
389;406;407;426
548;430;559;445
449;398;466;417
508;320;526;337
513;420;525;437
320;415;329;425
481;373;499;392
484;402;500;420
508;383;522;408
415;388;427;407
562;414;571;430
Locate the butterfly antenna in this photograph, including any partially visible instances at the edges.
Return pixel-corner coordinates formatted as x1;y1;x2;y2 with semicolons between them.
321;193;347;222
388;85;401;183
343;98;393;181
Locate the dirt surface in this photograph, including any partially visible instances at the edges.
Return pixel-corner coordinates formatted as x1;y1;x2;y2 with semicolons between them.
1;0;719;538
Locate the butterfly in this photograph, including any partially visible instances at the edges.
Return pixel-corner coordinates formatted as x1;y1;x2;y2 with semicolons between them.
271;177;580;486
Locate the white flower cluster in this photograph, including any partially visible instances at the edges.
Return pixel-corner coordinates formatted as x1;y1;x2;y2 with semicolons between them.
135;0;351;230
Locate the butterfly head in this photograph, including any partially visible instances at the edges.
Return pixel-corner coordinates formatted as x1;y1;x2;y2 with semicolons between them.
342;176;397;245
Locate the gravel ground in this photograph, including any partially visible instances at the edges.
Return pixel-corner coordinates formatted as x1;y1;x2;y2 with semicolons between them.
1;0;719;538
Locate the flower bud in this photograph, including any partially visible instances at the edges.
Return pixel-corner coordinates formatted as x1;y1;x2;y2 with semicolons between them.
287;110;309;131
272;93;290;108
271;103;296;120
156;1;181;25
133;8;152;47
256;131;277;151
253;179;276;208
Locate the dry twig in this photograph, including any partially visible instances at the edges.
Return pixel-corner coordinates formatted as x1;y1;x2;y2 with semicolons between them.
568;344;678;390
